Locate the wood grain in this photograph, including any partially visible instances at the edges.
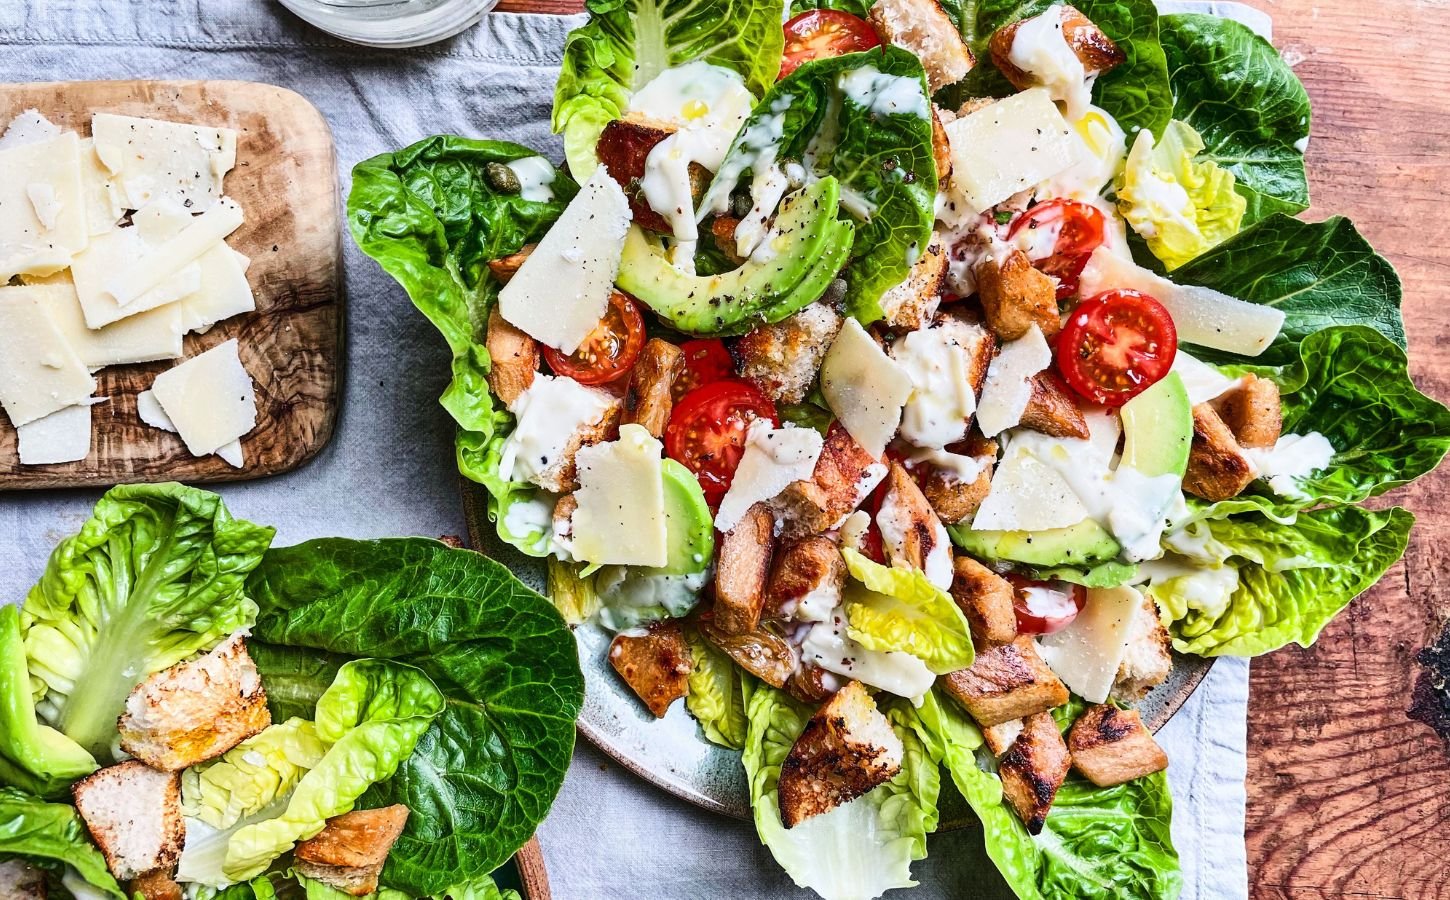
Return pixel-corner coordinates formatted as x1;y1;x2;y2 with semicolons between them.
515;836;554;900
0;80;342;490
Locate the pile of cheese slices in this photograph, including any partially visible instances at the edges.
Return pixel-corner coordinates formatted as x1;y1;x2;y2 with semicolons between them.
0;109;259;468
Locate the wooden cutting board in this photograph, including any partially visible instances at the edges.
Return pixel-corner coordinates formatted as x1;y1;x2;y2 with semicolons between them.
0;80;342;490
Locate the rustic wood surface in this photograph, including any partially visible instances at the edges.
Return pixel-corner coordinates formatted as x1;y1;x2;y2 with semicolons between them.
0;80;342;490
514;836;554;900
491;0;1450;894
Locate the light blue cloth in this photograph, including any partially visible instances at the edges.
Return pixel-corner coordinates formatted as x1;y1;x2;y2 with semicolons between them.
0;3;1248;897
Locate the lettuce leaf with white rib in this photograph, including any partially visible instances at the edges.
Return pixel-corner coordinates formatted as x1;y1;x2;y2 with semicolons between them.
0;606;96;800
684;627;748;750
552;0;787;177
841;548;975;674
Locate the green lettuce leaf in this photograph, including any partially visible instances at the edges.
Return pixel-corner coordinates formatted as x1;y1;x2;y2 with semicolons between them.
546;557;601;626
841;548;974;674
683;627;748;750
294;870;521;900
182;718;328;830
1159;13;1310;223
741;679;936;900
246;538;584;895
0;606;96;799
0;788;124;899
1154;504;1413;657
19;483;274;760
552;0;786;176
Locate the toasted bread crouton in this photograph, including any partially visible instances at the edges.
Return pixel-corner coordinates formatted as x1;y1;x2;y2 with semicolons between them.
714;503;776;635
1213;374;1281;450
526;392;624;495
998;711;1071;834
553;493;577;546
930;106;953;189
734;303;844;405
879;241;948;330
118;634;270;772
486;307;538;408
951;555;1017;644
0;861;45;900
773;424;887;540
293;805;411;897
710;216;747;266
877;462;953;587
921;456;993;524
129;871;183;900
1068;705;1168;787
1020;374;1089;439
624;338;684;439
976;249;1060;341
596;117;710;233
1111;594;1173;703
869;0;975;92
486;244;535;284
72;762;183;882
766;535;846;622
942;636;1069;727
1184;402;1256;501
989;5;1126;92
609;620;693;718
980;718;1025;756
778;681;904;827
699;619;799;689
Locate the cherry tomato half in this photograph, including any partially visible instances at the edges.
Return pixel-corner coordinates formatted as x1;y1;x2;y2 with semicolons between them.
541;291;647;385
665;379;781;508
672;338;735;402
1007;199;1107;300
780;10;881;80
1056;289;1178;407
1006;574;1087;635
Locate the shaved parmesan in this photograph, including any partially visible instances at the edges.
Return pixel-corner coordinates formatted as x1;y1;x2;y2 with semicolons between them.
1037;585;1142;702
78;138;126;236
70;226;202;328
24;281;182;368
107;198;242;308
943;89;1085;217
136;389;176;432
0;109;62;150
215;440;245;469
820;318;913;457
1171;351;1242;405
0;287;97;426
17;404;92;465
90;114;237;212
132;200;255;333
975;324;1052;437
149;339;257;457
971;440;1090;531
715;421;824;532
572;424;669;567
26;183;61;231
0;132;88;280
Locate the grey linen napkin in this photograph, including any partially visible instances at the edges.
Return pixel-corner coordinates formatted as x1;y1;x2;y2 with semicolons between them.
0;2;1249;897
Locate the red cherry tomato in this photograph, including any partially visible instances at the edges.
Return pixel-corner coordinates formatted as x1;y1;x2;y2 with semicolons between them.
1056;289;1178;407
672;339;735;402
1007;199;1108;300
665;379;781;508
1006;574;1087;635
541;291;647;385
780;10;882;79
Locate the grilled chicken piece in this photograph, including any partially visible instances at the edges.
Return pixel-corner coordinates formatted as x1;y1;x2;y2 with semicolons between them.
553;494;577;546
1020;374;1089;439
0;861;46;900
1184;402;1257;501
609;621;693;718
942;636;1069;727
714;503;776;635
486;307;538;408
1068;705;1169;787
868;0;976;92
951;555;1018;644
920;432;997;525
118;634;270;772
766;535;846;622
989;5;1127;92
734;303;844;405
877;462;953;585
786;664;837;706
980;718;1026;756
1110;594;1174;703
778;681;904;827
879;240;948;330
773;423;886;540
976;249;1060;341
698;619;799;689
596;116;711;233
930;106;954;189
998;711;1071;834
293;805;412;897
72;762;184;883
1212;374;1282;450
129;871;183;900
624;338;684;439
485;244;536;284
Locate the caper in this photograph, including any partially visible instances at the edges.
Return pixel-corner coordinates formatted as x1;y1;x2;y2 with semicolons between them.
822;277;848;306
730;190;754;219
486;162;522;195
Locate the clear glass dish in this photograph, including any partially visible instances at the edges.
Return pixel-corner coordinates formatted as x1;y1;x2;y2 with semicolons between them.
277;0;500;49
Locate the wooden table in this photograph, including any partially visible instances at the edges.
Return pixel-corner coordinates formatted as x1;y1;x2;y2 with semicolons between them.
494;1;1450;895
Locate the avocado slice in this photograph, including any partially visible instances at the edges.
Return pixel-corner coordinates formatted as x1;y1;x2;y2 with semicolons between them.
1119;371;1192;478
948;519;1122;568
617;177;854;336
658;458;714;576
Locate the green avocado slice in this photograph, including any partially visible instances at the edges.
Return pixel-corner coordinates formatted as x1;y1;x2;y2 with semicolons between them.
948;519;1123;568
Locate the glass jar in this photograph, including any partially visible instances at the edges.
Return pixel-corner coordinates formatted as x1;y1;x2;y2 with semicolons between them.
277;0;501;49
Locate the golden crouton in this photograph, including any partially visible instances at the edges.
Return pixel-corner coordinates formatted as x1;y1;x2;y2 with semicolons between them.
72;762;184;883
1213;374;1282;450
1183;402;1256;501
129;871;183;900
1020;374;1089;439
597;116;710;233
553;493;577;543
778;681;904;827
877;462;953;577
951;555;1018;645
868;0;976;93
921;458;993;524
879;241;948;330
980;718;1025;756
698;619;799;689
773;424;885;540
998;711;1071;834
766;536;846;621
0;861;46;900
990;5;1126;92
976;249;1060;341
485;244;535;284
533;395;624;495
117;634;270;772
485;307;538;409
714;502;776;635
930;106;953;189
624;338;683;439
942;636;1069;727
293;805;411;896
1112;594;1173;703
735;303;844;405
609;621;693;718
1068;705;1169;787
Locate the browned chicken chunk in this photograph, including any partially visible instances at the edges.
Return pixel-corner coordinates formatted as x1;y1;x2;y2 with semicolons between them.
714;502;776;635
951;555;1017;644
485;244;536;284
766;535;846;621
976;249;1060;341
1020;374;1089;439
596;116;709;233
710;215;747;266
1068;705;1169;787
698;619;799;690
930;106;953;189
1184;402;1256;501
869;0;976;92
734;303;844;405
879;241;948;330
1212;374;1282;449
773;424;885;540
624;338;684;439
877;462;953;577
609;621;694;718
998;711;1071;834
778;681;904;827
989;5;1126;92
293;805;412;897
942;636;1069;727
485;307;538;409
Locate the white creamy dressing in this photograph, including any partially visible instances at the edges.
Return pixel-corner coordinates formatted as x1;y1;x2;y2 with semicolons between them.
836;509;873;554
508;156;557;203
876;487;954;589
907;446;990;482
891;325;978;449
1039;106;1127;201
1244;432;1336;500
501;494;572;559
596;569;710;631
700;93;794;257
1138;559;1240;620
1008;5;1095;120
498;374;614;486
801;614;936;703
788;578;845;624
714;420;824;531
838;65;931;119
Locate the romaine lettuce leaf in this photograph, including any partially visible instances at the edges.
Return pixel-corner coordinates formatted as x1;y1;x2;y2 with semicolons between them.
294;871;521;900
0;606;96;799
684;627;748;750
546;557;602;626
182;719;328;830
19;483;274;760
841;548;975;674
741;679;936;900
551;0;786;176
0;787;124;899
